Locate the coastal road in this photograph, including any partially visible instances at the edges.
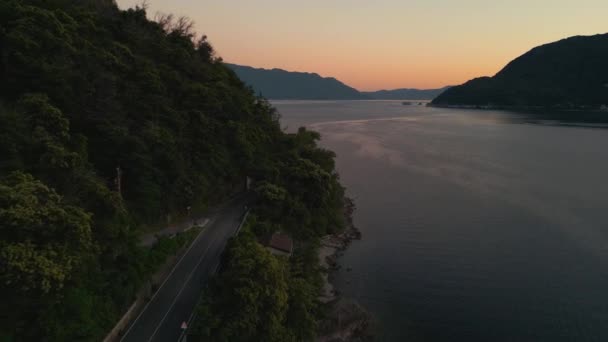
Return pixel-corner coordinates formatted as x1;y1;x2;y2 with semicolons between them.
120;197;248;342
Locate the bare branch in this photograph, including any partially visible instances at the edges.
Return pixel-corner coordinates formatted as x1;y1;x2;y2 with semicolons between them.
153;12;197;41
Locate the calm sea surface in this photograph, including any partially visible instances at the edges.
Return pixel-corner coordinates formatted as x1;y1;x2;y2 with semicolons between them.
273;100;608;342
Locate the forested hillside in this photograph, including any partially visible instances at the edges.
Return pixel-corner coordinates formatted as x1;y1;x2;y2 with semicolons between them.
0;1;345;340
432;34;608;107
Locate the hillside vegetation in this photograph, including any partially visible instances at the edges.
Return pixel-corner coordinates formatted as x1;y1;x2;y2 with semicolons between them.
432;34;608;108
0;1;345;340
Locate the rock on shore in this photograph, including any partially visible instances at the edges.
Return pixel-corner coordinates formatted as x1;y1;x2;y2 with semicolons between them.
317;198;372;341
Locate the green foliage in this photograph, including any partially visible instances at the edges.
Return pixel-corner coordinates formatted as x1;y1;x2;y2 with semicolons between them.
191;125;347;341
285;277;319;340
144;228;201;274
253;127;346;240
192;233;290;342
1;0;282;223
0;172;94;338
0;172;93;294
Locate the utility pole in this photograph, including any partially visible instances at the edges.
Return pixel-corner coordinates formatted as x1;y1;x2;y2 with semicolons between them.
115;166;122;197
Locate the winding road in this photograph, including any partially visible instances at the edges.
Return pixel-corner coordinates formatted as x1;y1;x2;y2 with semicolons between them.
120;197;248;342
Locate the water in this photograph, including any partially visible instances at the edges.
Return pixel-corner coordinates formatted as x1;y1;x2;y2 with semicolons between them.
273;100;608;342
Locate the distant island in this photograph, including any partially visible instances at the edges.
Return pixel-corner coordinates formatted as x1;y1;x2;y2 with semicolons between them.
363;87;450;100
432;34;608;109
227;63;448;100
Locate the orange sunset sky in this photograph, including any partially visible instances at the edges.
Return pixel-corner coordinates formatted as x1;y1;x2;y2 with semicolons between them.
117;1;607;91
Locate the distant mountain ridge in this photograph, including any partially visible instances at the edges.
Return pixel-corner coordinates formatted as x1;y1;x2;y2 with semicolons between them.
432;34;608;108
227;63;447;100
364;87;450;100
226;64;367;100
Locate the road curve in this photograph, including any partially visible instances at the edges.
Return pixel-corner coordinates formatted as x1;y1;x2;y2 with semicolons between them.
120;197;247;342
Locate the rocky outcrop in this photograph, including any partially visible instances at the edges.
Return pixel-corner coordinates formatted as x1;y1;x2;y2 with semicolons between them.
317;198;372;341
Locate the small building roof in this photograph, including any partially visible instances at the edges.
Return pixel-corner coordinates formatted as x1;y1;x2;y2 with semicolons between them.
266;232;293;254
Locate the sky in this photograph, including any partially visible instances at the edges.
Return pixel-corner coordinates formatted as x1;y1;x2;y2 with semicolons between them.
117;0;608;91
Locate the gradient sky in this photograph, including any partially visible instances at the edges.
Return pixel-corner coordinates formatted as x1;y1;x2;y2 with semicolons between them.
117;0;607;91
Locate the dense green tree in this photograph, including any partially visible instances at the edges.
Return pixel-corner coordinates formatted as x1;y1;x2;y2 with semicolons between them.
0;172;93;294
252;127;345;240
285;277;319;341
192;233;291;342
0;172;94;337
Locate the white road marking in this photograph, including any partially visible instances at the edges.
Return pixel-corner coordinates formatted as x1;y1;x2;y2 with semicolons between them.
119;215;217;341
176;212;247;342
147;231;222;342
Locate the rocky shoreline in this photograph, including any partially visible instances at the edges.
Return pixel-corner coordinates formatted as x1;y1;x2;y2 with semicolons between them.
317;198;373;342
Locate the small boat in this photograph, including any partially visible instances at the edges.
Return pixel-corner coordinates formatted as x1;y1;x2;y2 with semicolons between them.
402;101;412;105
